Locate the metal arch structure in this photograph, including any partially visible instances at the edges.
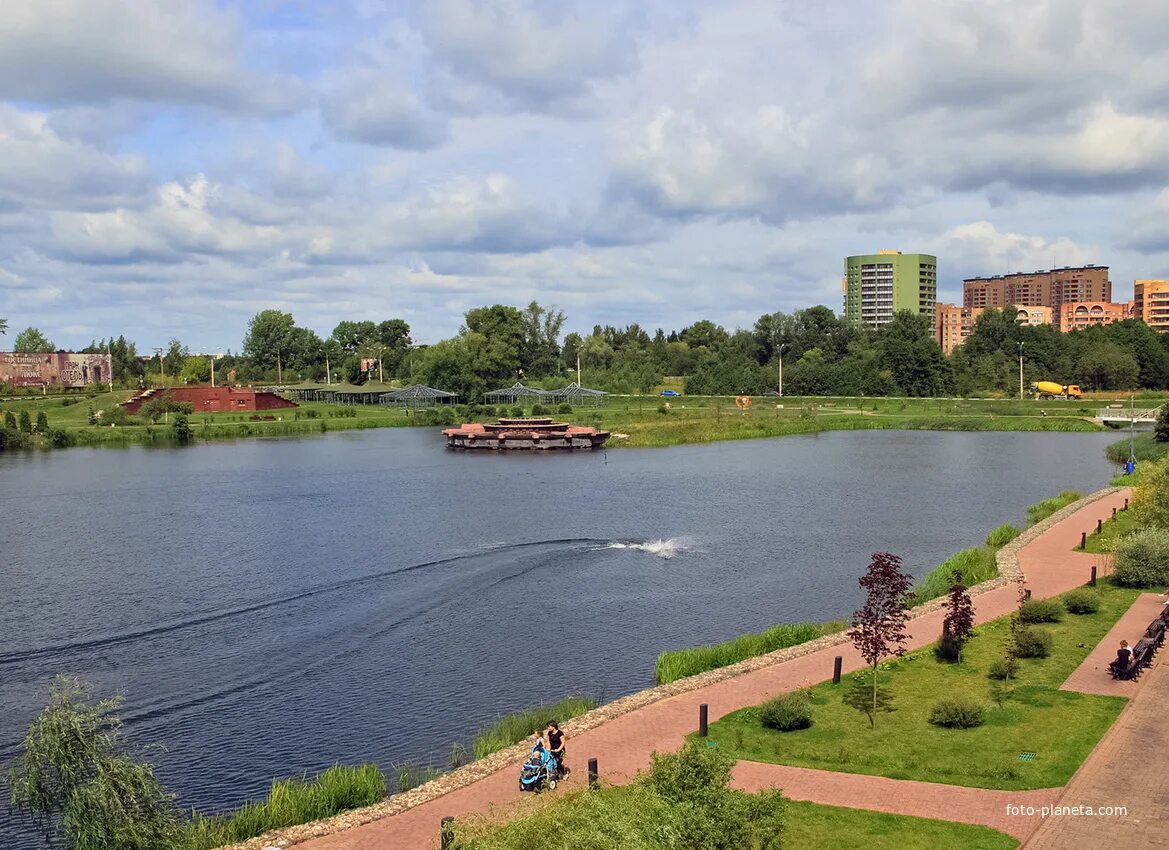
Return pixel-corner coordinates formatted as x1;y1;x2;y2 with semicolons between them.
482;382;552;405
379;384;460;410
543;382;608;407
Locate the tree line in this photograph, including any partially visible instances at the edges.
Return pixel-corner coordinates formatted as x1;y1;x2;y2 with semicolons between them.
5;302;1169;398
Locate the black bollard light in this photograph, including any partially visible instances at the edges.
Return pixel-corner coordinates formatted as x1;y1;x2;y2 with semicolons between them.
833;655;843;684
1125;498;1129;510
698;703;708;737
1113;507;1117;518
441;817;455;850
1024;588;1032;602
1090;565;1097;586
588;758;598;790
1097;518;1103;534
1080;531;1087;550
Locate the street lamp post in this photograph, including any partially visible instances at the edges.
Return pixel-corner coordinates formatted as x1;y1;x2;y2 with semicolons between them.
1017;342;1024;401
778;344;785;398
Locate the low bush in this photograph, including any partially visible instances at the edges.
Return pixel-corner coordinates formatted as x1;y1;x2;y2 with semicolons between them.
509;406;524;417
911;547;998;603
935;628;962;663
1019;599;1063;623
1014;626;1053;659
657;403;670;415
472;695;600;759
987;657;1019;680
557;403;573;414
1062;589;1101;615
1112;528;1169;587
759;691;812;731
655;621;838;684
186;764;387;848
928;697;985;728
985;524;1020;547
530;404;549;416
1026;491;1081;525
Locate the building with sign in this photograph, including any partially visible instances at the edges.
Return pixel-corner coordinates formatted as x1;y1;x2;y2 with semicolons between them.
0;352;112;388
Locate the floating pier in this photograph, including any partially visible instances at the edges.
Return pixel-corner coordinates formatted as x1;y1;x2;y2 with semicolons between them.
443;417;610;451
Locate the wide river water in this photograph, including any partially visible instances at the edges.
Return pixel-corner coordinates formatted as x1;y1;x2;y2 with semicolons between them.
0;428;1122;846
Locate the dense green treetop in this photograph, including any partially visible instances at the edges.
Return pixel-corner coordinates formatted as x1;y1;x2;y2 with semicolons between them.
12;327;55;353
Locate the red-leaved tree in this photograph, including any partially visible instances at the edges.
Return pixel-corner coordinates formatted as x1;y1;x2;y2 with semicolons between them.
940;571;976;662
848;552;913;724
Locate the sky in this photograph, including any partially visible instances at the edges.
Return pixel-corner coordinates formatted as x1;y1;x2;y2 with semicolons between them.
3;0;1169;352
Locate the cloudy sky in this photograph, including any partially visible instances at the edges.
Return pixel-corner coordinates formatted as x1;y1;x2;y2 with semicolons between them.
2;0;1168;351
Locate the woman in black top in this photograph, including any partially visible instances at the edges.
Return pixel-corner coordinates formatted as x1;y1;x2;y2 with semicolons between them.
545;721;566;778
1110;640;1132;675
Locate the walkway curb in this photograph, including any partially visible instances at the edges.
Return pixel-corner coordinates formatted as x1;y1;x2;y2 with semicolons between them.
219;486;1126;850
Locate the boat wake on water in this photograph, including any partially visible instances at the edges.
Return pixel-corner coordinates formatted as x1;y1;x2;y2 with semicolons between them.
603;538;690;559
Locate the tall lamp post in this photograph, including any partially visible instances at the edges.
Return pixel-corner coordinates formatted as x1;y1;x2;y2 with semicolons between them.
153;347;165;387
1017;341;1024;401
777;343;785;398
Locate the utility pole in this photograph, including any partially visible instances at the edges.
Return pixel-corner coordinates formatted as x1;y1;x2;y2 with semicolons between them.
210;354;216;387
577;353;582;387
153;347;165;387
106;338;113;391
276;350;282;385
1017;341;1024;401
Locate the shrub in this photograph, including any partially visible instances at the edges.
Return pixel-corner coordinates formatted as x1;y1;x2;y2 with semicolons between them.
1026;491;1081;525
530;404;549;416
985;524;1020;547
987;657;1019;680
472;696;599;759
657;403;670;415
304;409;320;419
759;691;812;731
509;406;524;417
929;697;985;728
35;410;49;433
935;628;962;663
1062;588;1101;614
185;764;387;848
172;414;192;444
1014;626;1053;658
1132;458;1169;529
1019;599;1063;623
1112;528;1169;587
49;429;73;448
655;621;834;684
19;409;31;433
4;410;16;430
557;403;573;414
911;547;997;603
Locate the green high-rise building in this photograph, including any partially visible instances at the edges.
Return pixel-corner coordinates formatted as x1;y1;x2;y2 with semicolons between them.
843;251;937;327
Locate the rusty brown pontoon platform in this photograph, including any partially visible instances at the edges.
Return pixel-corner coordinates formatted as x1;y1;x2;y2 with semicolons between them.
442;417;610;450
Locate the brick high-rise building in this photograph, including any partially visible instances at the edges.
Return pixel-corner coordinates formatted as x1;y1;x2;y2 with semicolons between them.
1058;301;1134;333
962;266;1111;319
935;303;983;355
1134;279;1169;332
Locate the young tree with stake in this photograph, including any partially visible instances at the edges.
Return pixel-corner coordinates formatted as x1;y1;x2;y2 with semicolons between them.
847;552;913;726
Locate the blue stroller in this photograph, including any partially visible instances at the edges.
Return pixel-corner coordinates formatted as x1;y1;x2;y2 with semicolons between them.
518;742;559;792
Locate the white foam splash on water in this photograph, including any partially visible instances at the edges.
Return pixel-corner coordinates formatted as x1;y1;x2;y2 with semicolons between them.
605;538;688;559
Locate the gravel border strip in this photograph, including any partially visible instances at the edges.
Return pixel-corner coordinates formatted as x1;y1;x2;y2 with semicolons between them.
221;486;1124;850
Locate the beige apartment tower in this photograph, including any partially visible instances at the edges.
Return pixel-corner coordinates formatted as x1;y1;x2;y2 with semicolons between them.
1134;280;1169;331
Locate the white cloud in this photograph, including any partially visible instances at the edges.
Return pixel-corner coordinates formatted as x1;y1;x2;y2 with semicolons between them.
0;0;303;112
420;0;639;111
0;106;149;208
933;221;1100;279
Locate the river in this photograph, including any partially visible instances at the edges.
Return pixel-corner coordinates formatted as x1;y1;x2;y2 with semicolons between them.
0;428;1121;846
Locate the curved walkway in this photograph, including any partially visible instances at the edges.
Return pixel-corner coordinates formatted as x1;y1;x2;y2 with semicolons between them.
274;488;1132;850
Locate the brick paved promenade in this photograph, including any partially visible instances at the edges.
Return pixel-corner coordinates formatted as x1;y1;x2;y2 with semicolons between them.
293;489;1132;850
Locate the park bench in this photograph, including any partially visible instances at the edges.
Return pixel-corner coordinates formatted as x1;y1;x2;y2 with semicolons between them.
1111;638;1154;681
1144;617;1166;649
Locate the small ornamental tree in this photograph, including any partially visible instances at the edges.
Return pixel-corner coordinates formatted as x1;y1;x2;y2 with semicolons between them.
938;571;975;663
847;552;913;726
19;409;32;433
35;411;49;433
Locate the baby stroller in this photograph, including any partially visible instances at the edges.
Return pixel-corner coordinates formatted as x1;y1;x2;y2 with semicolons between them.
518;743;559;792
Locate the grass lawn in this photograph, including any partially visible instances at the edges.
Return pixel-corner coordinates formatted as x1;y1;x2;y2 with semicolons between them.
705;584;1140;790
1083;508;1140;554
783;800;1017;850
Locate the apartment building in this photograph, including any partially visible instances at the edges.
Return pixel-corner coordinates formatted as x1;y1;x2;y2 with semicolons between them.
1058;301;1134;333
963;266;1111;314
844;250;938;328
935;303;983;355
1134;279;1169;332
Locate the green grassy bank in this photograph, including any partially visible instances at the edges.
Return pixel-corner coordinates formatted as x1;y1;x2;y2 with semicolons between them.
0;390;1119;452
